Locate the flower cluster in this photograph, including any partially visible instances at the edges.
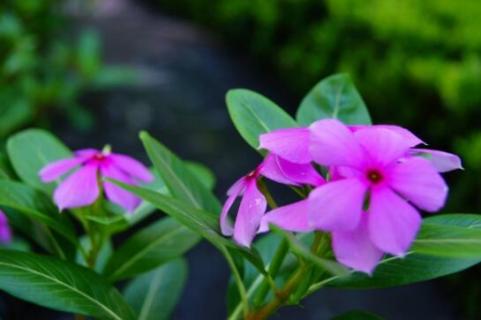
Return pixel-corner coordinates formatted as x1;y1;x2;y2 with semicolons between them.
221;119;462;273
40;148;153;213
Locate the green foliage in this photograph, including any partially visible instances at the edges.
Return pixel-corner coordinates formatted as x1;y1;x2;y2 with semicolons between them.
123;259;188;320
0;250;135;320
0;0;134;136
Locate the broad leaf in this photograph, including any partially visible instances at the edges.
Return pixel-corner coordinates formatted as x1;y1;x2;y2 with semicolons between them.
296;73;372;125
104;217;199;281
0;180;77;245
324;214;481;289
0;250;135;320
226;89;297;150
124;259;187;320
7;129;71;193
140;132;220;213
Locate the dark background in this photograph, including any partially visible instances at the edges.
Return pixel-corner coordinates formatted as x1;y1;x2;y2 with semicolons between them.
0;0;479;319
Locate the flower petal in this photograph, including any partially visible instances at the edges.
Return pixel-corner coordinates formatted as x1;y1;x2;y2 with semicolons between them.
102;164;142;213
369;187;421;256
354;127;413;166
308;178;366;231
110;154;154;182
0;211;12;243
261;154;324;186
233;180;267;247
332;215;383;274
390;157;448;212
220;177;247;236
39;157;85;182
309;119;364;167
408;148;463;173
54;164;100;210
260;199;313;233
350;125;424;147
259;128;311;163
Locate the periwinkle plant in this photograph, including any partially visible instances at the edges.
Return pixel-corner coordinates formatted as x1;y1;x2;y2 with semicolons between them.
0;73;478;320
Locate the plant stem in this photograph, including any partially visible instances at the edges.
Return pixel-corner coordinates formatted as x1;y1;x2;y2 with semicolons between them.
223;247;250;319
257;179;277;209
252;239;288;306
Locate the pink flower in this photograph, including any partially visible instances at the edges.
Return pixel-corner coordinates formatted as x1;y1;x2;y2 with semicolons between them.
261;119;461;273
0;210;12;243
39;147;153;213
220;154;324;247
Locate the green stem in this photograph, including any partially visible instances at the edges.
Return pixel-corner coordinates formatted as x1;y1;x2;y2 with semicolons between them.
257;179;277;209
252;239;289;306
223;247;250;319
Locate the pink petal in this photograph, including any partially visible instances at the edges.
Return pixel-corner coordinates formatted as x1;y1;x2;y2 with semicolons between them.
233;180;267;247
259;128;311;163
53;164;100;211
39;157;85;183
220;177;247;236
308;178;366;231
390;157;448;212
354;127;413;166
408;148;463;173
309;119;364;168
368;187;421;256
260;154;324;186
0;211;12;243
332;215;383;274
350;125;424;147
110;154;154;182
101;164;142;213
260;199;313;233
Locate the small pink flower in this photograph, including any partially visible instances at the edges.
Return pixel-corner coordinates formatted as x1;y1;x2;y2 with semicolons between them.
0;210;12;243
39;147;153;213
261;119;461;273
220;154;323;247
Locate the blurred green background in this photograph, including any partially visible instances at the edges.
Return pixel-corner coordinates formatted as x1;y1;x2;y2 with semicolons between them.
1;0;481;318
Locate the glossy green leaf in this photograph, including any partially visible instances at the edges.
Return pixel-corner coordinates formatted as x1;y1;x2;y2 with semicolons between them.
226;89;297;149
321;214;481;289
140;131;220;213
124;259;187;320
296;73;372;125
7;128;71;193
0;180;76;245
0;250;135;320
104;217;199;281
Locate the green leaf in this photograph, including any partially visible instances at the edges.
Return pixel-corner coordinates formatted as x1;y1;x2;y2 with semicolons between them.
226;89;297;149
140;131;220;213
123;259;187;320
7;129;71;193
110;180;266;273
0;180;77;245
0;100;33;138
332;310;383;320
296;73;372;126
186;161;216;190
413;214;481;258
104;217;199;281
323;214;481;289
0;250;135;320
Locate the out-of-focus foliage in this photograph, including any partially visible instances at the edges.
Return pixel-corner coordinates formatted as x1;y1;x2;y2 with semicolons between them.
155;0;481;209
0;0;133;136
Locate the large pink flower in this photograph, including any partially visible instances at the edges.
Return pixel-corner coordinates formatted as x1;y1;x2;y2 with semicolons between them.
40;148;153;212
261;119;461;273
220;154;324;247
